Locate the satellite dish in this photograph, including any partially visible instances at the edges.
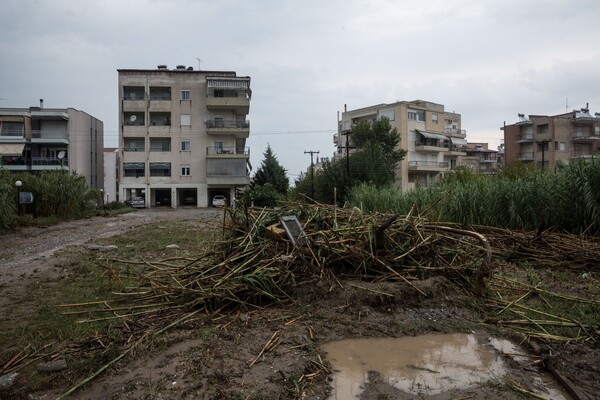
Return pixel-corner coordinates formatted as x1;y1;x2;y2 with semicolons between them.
129;115;137;123
57;151;65;160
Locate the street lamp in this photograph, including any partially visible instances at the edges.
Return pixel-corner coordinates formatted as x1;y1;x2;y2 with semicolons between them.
15;180;22;216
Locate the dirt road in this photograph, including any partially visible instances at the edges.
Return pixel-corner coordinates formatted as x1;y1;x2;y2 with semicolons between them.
0;208;220;286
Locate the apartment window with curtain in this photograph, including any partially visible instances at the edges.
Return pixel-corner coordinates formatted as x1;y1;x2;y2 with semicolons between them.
181;139;191;151
181;90;190;101
181;164;191;176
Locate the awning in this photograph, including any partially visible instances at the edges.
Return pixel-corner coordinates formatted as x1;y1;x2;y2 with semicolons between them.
450;137;467;146
207;77;250;90
149;162;171;169
0;116;24;122
0;143;25;156
123;162;145;169
417;130;447;141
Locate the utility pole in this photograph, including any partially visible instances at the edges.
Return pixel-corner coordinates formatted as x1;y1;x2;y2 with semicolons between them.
304;150;319;200
341;130;352;185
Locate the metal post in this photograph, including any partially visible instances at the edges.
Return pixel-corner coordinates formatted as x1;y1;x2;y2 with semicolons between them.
15;180;22;216
304;150;319;200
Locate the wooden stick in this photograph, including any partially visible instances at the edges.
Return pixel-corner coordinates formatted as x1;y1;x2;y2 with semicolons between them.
249;331;279;367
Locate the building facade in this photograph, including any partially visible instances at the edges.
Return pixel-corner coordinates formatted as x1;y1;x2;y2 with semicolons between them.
503;105;600;170
0;103;104;189
463;143;498;175
103;147;119;203
336;100;468;191
118;65;251;208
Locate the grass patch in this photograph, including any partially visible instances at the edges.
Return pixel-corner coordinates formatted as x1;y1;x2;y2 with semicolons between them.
0;220;218;394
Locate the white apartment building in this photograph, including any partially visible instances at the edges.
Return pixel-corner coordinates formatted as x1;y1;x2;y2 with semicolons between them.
0;102;104;189
336;100;468;191
118;65;251;207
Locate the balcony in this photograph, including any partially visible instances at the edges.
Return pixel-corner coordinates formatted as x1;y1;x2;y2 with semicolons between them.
206;119;250;138
206;95;250;114
408;161;449;172
517;152;534;160
1;156;29;170
571;149;600;159
206;158;250;185
0;128;25;141
443;144;466;156
444;128;466;138
206;146;250;158
516;133;534;143
31;130;69;144
571;129;600;142
31;157;69;170
415;142;448;152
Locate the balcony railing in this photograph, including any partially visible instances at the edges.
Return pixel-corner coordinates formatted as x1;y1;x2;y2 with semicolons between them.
572;149;600;158
444;128;466;137
0;129;24;137
517;134;534;142
517;152;534;160
206;146;250;156
408;161;449;169
572;130;600;140
205;119;249;129
32;130;68;140
31;157;69;167
1;156;28;166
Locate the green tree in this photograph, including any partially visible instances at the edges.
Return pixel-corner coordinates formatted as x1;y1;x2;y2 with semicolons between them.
253;144;289;195
295;116;406;204
245;145;289;207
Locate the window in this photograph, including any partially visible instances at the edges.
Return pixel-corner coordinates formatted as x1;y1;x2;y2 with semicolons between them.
537;124;549;134
181;90;190;101
432;113;438;124
559;142;565;151
408;110;425;121
149;138;171;152
180;114;191;126
123;162;145;177
149;162;171;177
181;140;191;151
181;164;191;176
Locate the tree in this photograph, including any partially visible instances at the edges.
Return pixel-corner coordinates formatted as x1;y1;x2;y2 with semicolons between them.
253;144;289;195
245;145;289;207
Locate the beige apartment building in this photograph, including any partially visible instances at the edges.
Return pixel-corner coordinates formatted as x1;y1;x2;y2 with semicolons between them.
503;105;600;169
118;65;251;208
336;100;468;190
463;143;498;175
0;103;104;189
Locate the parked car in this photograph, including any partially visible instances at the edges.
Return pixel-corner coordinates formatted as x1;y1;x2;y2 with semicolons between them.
125;196;145;208
212;195;226;207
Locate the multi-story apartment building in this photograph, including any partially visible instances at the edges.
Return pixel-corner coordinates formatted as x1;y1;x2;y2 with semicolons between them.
503;105;600;170
103;147;119;203
118;65;251;208
462;143;498;175
0;102;104;188
336;100;468;190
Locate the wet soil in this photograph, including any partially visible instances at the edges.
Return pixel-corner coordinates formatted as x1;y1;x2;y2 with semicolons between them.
1;209;598;399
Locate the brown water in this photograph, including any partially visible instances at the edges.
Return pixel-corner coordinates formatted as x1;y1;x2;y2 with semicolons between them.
323;333;570;399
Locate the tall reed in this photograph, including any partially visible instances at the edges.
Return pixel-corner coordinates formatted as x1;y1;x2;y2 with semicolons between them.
350;159;600;234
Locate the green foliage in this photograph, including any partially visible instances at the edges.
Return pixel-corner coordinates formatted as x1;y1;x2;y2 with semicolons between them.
294;117;406;204
246;145;289;207
252;144;289;195
349;158;600;234
0;170;97;232
244;183;284;207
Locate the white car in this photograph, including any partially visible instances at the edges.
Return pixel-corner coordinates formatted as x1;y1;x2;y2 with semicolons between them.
212;195;226;207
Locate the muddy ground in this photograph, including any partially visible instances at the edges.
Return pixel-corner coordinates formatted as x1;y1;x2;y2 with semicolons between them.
0;209;598;399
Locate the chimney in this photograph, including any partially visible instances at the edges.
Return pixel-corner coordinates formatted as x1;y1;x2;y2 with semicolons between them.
39;98;44;108
344;104;347;112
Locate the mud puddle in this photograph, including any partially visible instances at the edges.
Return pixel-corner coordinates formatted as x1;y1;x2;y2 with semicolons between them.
323;333;571;399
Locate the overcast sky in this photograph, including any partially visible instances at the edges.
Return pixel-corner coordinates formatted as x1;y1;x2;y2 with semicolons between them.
3;0;600;181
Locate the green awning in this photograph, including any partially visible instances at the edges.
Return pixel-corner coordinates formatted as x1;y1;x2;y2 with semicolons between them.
417;130;447;141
